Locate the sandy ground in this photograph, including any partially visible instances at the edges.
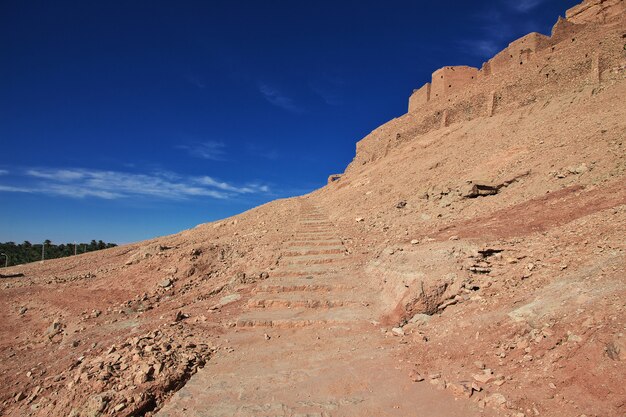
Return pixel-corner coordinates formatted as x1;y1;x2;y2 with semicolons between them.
1;2;625;416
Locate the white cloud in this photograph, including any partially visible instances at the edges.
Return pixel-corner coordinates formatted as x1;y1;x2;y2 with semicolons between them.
0;167;270;201
176;141;226;160
0;184;31;193
258;83;304;114
510;0;545;13
457;39;501;58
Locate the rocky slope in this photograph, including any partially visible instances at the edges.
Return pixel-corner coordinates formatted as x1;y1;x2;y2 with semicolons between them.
1;1;624;416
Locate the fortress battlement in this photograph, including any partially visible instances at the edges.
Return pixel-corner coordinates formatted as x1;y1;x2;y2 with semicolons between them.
345;0;625;171
408;0;624;113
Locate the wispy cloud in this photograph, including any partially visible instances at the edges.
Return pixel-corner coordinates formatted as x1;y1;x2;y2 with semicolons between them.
196;176;269;194
246;143;279;161
258;83;303;114
309;75;345;106
185;74;206;89
176;141;226;160
509;0;545;13
0;169;8;176
0;168;270;201
457;39;501;58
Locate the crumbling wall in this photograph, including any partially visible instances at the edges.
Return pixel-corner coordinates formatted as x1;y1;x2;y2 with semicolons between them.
408;83;431;113
566;0;626;24
431;66;479;99
353;0;626;172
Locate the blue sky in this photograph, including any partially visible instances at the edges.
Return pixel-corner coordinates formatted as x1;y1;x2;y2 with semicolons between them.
0;0;579;244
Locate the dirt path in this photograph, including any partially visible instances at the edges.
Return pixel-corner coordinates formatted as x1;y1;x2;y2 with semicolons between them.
157;201;491;416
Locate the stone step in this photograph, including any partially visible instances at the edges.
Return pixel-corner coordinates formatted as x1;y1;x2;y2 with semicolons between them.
235;306;372;328
288;240;344;246
282;247;345;256
247;294;363;309
285;253;347;265
269;269;339;278
255;278;352;293
289;237;338;242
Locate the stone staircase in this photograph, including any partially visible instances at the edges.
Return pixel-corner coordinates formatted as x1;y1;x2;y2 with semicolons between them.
156;200;488;417
236;202;372;328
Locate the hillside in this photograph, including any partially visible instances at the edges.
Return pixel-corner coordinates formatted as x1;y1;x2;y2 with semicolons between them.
0;1;625;416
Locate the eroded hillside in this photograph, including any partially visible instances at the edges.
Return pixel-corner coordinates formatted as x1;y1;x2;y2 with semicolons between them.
1;1;624;416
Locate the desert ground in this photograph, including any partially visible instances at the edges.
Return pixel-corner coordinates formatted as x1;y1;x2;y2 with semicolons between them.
1;1;625;416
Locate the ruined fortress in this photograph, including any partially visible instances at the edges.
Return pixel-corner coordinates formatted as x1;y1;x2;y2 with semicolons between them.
344;0;626;172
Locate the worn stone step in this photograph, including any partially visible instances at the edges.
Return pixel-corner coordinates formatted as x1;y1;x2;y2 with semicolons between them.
285;253;348;265
255;278;351;293
235;306;372;328
247;295;362;309
269;268;339;278
288;240;344;246
283;247;345;256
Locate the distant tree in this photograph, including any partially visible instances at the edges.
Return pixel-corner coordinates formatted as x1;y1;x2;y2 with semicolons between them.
0;239;118;267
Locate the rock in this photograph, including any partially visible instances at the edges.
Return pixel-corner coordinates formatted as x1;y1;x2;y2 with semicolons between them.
80;394;109;417
45;319;64;338
396;201;407;209
160;278;173;288
408;313;431;325
410;239;419;245
449;235;459;241
134;368;151;385
15;392;26;402
428;373;441;379
264;333;271;340
447;381;472;398
567;332;582;343
113;402;126;412
473;370;495;384
391;327;405;336
474;360;486;370
19;306;27;315
485;393;507;408
409;370;424;382
463;183;499;198
174;311;189;322
355;217;364;222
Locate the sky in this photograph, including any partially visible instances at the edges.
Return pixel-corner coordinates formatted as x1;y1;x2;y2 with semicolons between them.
0;0;580;244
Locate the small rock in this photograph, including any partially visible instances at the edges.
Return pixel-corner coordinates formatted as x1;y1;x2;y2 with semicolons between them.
174;311;189;322
264;334;271;340
391;327;405;337
113;403;126;412
160;278;173;288
473;370;494;384
474;360;486;370
19;307;27;315
396;201;407;209
485;393;506;408
449;235;459;241
447;381;472;398
567;333;582;343
15;392;26;402
410;239;419;245
409;370;424;382
355;217;364;222
428;373;441;380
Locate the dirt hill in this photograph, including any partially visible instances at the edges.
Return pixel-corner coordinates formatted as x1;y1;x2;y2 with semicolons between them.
1;1;624;416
